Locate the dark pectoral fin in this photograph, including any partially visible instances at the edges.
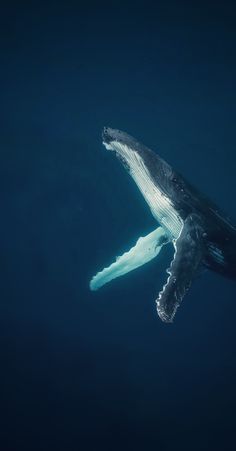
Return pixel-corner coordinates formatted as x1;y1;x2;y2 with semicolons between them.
156;214;205;323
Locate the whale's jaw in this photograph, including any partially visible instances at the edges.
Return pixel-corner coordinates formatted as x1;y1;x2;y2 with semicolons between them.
102;127;183;239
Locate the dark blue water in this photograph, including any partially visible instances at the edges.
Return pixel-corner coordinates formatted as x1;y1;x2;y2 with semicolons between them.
1;2;236;450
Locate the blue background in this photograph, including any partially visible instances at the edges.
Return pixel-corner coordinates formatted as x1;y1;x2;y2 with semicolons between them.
1;1;236;450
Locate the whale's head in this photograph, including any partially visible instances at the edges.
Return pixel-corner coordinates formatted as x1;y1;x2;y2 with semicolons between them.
102;127;183;238
103;127;173;182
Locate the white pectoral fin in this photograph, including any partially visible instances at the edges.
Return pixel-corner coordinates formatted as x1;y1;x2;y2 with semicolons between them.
89;226;169;291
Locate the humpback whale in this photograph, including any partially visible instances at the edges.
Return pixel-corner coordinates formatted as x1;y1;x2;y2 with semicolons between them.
90;128;236;323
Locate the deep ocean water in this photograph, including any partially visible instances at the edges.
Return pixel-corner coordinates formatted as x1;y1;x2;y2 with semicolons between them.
1;2;236;450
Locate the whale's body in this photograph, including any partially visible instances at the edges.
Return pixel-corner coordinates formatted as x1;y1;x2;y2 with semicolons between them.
90;128;236;322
